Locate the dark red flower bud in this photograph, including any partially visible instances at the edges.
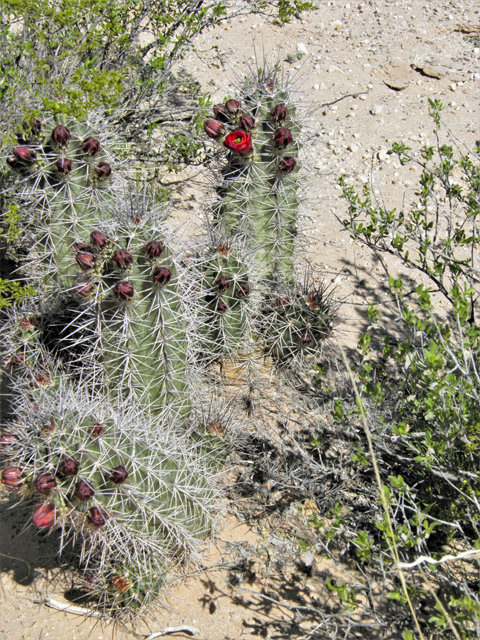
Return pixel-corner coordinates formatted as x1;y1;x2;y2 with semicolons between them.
224;131;253;156
216;298;228;314
82;136;101;155
273;128;293;149
90;230;109;249
21;119;42;137
0;433;18;449
35;473;57;495
95;162;111;179
74;479;95;501
110;466;128;485
239;114;255;132
113;281;134;301
204;119;225;139
213;104;230;122
1;467;25;488
145;240;164;259
152;267;171;286
58;457;80;477
111;249;133;269
87;506;109;527
12;146;37;164
111;575;133;593
225;99;241;115
74;281;95;298
20;317;35;331
239;283;251;297
274;297;289;307
56;157;73;174
89;422;105;437
75;251;96;271
35;372;50;387
216;276;230;292
51;125;71;145
32;503;58;528
300;333;313;345
270;104;289;122
73;242;88;253
278;157;296;173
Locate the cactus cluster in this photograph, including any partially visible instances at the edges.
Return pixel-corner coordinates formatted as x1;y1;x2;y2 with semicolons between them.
1;67;337;618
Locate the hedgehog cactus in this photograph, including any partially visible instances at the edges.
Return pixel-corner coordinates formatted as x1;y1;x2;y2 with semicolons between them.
204;73;300;287
0;381;217;610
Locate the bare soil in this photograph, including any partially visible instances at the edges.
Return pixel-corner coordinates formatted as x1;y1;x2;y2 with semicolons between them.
1;1;479;638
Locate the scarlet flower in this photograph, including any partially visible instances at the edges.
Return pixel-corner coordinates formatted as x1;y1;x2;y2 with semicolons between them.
1;467;25;488
278;157;296;173
87;506;109;527
58;457;80;477
95;161;111;179
270;104;289;122
82;136;101;155
75;251;96;271
213;104;230;122
152;266;171;285
145;240;164;259
111;249;133;269
90;230;109;249
239;114;255;132
74;479;95;501
32;503;58;528
110;466;128;485
204;119;225;139
223;131;252;156
113;281;134;301
273;128;293;149
35;473;57;495
56;157;73;174
51;125;71;145
225;99;241;115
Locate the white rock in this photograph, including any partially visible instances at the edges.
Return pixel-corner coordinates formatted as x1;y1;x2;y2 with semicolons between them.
370;104;383;115
297;42;308;56
378;148;389;162
313;83;319;90
359;94;367;100
332;20;343;29
348;143;359;153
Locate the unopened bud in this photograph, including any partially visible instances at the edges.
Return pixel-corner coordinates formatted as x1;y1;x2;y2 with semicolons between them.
51;125;71;145
213;104;230;122
110;466;128;485
1;467;25;488
95;161;111;179
278;157;296;173
152;267;171;286
82;136;101;155
239;114;255;132
87;506;109;527
35;473;57;495
273;128;293;148
75;252;96;271
56;157;73;174
11;146;37;165
90;230;109;249
145;240;164;259
204;119;225;139
113;281;134;301
58;457;80;477
225;99;241;115
111;249;133;269
74;479;95;501
216;298;228;314
216;276;230;292
32;503;58;528
270;104;289;122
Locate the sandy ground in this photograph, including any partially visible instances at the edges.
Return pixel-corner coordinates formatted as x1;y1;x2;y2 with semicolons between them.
1;1;479;638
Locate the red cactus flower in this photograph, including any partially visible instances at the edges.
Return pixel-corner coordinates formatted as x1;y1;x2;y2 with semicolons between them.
74;281;95;298
87;506;109;527
273;128;293;148
89;422;105;437
270;104;289;122
1;468;25;488
95;161;111;179
35;473;57;495
56;157;73;174
113;281;134;301
278;157;296;173
51;125;71;145
75;251;96;271
213;104;230;122
145;240;164;259
239;114;255;132
216;298;228;314
32;503;58;528
74;479;95;501
12;146;37;164
152;266;171;286
110;466;128;485
58;457;80;477
239;283;251;297
216;276;230;292
90;230;109;249
204;119;225;139
225;99;241;115
82;136;101;155
111;249;133;269
224;131;252;156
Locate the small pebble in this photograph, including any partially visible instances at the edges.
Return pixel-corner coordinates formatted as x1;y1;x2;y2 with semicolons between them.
370;104;383;115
